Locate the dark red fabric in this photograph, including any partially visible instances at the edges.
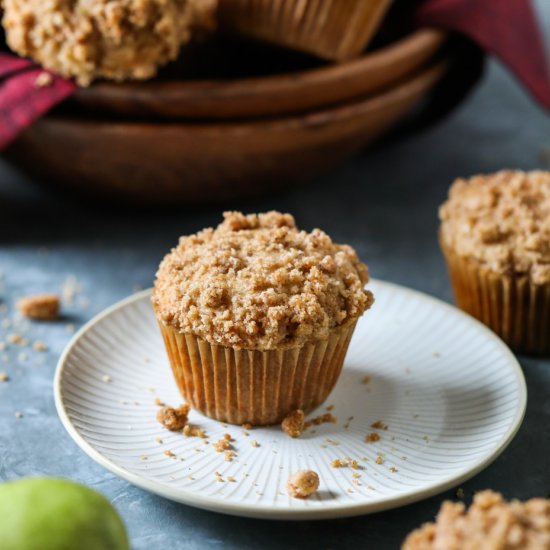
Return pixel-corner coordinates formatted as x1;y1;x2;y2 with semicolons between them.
0;54;76;150
0;0;548;150
416;0;550;110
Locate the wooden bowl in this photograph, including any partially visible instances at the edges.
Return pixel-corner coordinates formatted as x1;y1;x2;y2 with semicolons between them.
70;29;446;119
5;59;450;204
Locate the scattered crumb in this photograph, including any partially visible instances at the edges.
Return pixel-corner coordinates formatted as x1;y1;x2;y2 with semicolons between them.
365;432;380;443
223;433;232;441
227;475;236;482
343;416;354;429
389;467;398;473
281;409;305;438
157;404;190;431
375;454;384;465
182;424;206;438
352;473;361;479
305;412;337;429
33;341;47;352
370;420;388;430
154;397;165;407
34;71;53;88
0;372;8;382
163;450;176;458
102;375;112;383
250;439;260;448
362;376;371;384
17;294;60;321
242;423;253;430
140;455;148;461
347;488;354;494
224;451;236;462
326;404;335;411
62;275;81;305
330;458;361;469
432;351;441;358
213;439;231;452
15;411;23;418
154;437;163;444
287;470;319;499
7;334;24;345
456;487;465;499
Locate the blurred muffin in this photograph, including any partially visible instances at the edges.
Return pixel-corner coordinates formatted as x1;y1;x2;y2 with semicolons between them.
152;211;374;425
403;490;550;549
3;0;217;86
218;0;392;61
439;171;550;355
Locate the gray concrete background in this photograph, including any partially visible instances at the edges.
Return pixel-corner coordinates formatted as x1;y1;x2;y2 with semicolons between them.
1;3;549;548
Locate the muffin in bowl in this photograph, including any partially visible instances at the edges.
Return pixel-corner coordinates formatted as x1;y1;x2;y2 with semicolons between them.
152;211;374;425
439;170;550;355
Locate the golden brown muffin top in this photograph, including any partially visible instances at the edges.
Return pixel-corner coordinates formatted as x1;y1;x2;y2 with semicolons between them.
439;171;550;284
3;0;216;86
403;490;550;550
153;211;374;350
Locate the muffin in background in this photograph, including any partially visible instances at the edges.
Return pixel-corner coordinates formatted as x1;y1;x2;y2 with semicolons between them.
218;0;393;61
403;490;550;549
439;170;550;355
152;211;374;425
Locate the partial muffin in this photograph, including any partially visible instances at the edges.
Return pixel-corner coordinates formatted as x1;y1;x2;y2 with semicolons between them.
403;490;550;549
218;0;392;61
2;0;217;86
439;170;550;355
152;211;374;425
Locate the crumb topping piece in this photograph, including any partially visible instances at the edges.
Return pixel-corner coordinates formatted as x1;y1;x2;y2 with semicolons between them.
365;432;380;443
440;171;550;284
281;409;305;438
287;470;320;499
153;211;374;350
17;294;59;320
403;490;550;550
156;404;190;431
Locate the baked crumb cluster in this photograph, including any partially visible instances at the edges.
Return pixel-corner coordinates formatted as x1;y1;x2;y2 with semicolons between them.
403;490;550;549
156;404;189;431
281;409;305;438
440;171;550;284
17;294;60;320
286;470;320;499
3;0;216;86
153;211;373;350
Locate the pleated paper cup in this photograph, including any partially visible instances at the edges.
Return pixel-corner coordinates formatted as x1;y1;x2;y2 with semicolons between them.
218;0;393;61
157;320;358;425
441;241;550;355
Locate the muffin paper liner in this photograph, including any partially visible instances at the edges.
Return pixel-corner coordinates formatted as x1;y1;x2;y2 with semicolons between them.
218;0;392;61
441;242;550;355
157;320;358;425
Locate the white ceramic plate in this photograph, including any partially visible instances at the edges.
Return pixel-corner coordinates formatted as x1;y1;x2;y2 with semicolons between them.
54;280;526;520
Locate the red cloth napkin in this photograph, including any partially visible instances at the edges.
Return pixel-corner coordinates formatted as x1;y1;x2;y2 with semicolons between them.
0;0;548;150
415;0;550;111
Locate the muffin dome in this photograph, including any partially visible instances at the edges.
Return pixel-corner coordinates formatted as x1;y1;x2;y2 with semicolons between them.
153;211;373;350
439;170;550;284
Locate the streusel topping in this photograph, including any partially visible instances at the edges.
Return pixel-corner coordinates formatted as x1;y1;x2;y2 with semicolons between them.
403;490;550;549
439;171;550;284
153;211;373;350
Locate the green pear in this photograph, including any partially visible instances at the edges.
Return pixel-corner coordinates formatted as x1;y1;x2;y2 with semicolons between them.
0;477;130;550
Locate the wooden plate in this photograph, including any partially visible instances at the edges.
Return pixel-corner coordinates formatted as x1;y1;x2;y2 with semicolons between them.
5;59;449;204
70;29;446;120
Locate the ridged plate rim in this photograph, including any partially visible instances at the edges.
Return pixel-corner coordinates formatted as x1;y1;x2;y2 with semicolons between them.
54;280;527;520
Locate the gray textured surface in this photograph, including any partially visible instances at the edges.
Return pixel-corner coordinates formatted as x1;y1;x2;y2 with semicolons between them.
1;12;550;550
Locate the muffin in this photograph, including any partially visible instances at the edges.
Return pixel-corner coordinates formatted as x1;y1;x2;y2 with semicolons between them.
439;171;550;355
3;0;217;86
218;0;393;61
152;211;374;425
403;490;550;549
